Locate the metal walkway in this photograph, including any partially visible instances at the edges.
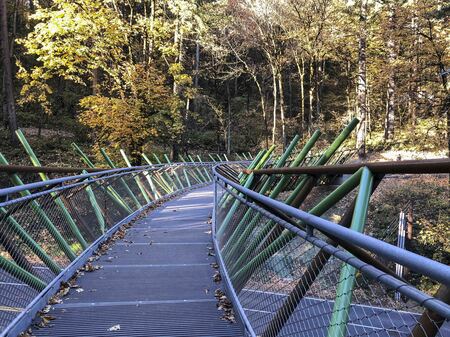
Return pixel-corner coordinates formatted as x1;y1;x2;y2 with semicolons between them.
31;186;242;337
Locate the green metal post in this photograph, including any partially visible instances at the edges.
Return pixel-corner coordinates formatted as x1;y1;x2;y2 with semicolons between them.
236;153;243;161
141;153;171;194
183;167;192;187
0;255;47;291
224;119;359;265
188;155;208;182
215;154;222;162
81;170;106;235
159;154;184;189
120;149;152;203
315;118;359;166
218;149;265;207
0;208;61;274
327;168;373;337
71;143;96;167
72;143;133;214
217;146;275;236
242;153;248;160
16;130;88;250
208;154;217;162
100;148;142;209
197;155;212;181
223;133;314;261
247;152;252;159
179;155;202;184
0;153;77;261
176;157;193;187
231;169;364;289
224;154;229;162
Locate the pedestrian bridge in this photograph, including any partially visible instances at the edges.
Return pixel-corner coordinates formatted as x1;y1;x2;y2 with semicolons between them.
0;137;449;337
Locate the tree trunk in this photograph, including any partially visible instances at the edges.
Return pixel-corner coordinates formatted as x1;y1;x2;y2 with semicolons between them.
194;41;200;88
148;0;155;60
270;64;278;145
356;0;368;158
226;82;231;155
384;4;396;140
277;71;286;149
0;0;17;143
294;54;305;137
92;68;99;95
408;14;418;129
315;61;322;124
308;60;314;136
253;76;269;148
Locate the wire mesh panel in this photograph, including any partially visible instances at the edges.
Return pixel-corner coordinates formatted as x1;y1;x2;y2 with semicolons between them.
0;163;213;333
213;177;450;337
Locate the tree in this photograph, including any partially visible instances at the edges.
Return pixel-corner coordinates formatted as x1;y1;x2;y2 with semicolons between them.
356;0;368;157
79;65;182;160
1;0;18;143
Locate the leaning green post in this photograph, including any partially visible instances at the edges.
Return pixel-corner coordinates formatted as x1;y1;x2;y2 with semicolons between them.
0;207;61;274
208;154;217;162
180;155;201;183
141;153;171;194
163;154;171;164
161;154;184;189
217;145;275;236
141;153;171;192
197;155;212;181
224;154;229;161
315;118;359;166
231;169;364;286
100;148;142;209
120;149;151;203
183;166;192;187
71;142;96;168
82;170;106;234
327;167;373;337
0;154;76;261
227;125;357;276
15;130;88;250
177;156;194;186
151;153;180;191
72;143;133;214
236;153;243;161
188;155;207;182
0;255;47;291
223;134;308;261
215;154;222;162
242;153;248;160
153;153;162;164
219;149;266;207
247;152;252;159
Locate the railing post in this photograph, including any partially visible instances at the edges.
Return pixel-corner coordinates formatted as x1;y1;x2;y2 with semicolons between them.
326;167;373;337
120;149;153;203
72;143;133;213
16;129;88;250
0;152;77;261
100;148;142;209
141;153;172;194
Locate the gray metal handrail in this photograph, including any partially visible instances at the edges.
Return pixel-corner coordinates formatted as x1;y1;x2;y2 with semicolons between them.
212;163;450;337
0;162;216;336
212;166;450;288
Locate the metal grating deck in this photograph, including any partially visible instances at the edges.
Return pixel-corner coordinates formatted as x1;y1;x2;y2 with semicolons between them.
31;186;242;337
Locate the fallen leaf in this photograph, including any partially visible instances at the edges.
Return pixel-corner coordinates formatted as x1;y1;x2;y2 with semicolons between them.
107;324;121;332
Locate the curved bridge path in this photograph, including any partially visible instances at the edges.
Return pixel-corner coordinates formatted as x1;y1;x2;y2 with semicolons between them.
32;186;242;337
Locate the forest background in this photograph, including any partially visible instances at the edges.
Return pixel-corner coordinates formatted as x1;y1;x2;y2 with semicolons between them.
0;0;448;165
